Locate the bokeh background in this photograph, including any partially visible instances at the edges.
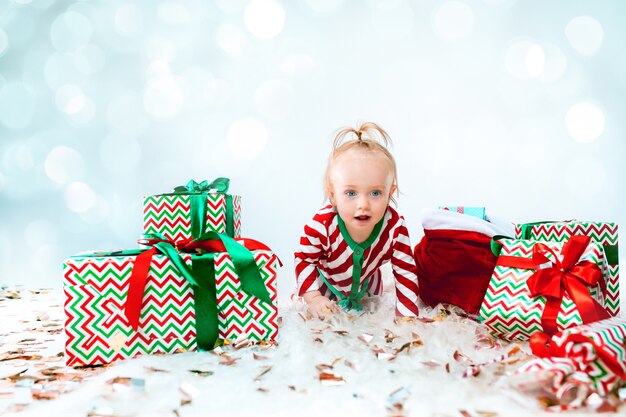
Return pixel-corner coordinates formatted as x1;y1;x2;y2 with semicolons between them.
1;0;624;306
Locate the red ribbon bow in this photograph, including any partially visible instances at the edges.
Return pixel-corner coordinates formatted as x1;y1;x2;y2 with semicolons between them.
497;235;609;335
530;331;626;381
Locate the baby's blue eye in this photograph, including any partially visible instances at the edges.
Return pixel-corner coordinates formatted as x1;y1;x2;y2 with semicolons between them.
345;191;357;197
371;190;382;197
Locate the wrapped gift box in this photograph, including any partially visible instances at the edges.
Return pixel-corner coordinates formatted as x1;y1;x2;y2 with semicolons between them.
515;221;619;316
143;178;242;241
63;238;278;366
479;236;610;341
438;206;486;220
517;317;626;400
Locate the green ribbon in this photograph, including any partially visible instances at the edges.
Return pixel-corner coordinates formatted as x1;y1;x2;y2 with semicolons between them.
190;254;222;350
174;230;272;349
169;178;235;238
519;221;565;240
192;231;272;305
188;231;271;349
518;221;619;266
317;215;384;312
81;249;145;258
604;245;619;266
490;234;512;257
144;243;216;350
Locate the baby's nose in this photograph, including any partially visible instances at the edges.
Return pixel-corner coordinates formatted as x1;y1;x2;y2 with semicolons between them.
357;196;369;209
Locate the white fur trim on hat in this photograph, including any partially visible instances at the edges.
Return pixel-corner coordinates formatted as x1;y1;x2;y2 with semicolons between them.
421;208;515;238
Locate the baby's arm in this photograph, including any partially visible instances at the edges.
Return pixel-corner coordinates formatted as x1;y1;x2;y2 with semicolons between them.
294;209;337;319
391;216;420;317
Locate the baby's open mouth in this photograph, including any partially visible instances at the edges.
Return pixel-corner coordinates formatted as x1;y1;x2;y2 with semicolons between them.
355;215;371;221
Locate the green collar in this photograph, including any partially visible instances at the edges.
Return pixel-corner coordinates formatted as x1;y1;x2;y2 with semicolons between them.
336;212;385;252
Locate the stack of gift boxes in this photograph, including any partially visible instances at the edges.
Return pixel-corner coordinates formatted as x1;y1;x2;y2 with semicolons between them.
423;207;622;410
63;178;279;367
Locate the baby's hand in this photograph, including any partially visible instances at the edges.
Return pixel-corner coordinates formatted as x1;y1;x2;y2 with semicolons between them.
303;291;339;320
394;306;418;324
394;316;417;325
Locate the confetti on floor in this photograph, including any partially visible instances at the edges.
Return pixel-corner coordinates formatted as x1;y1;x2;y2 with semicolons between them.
1;286;624;416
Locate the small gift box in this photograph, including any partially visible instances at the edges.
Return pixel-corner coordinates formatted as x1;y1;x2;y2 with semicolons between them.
63;233;278;366
143;178;242;242
515;317;626;409
515;220;619;316
438;206;486;220
479;235;610;341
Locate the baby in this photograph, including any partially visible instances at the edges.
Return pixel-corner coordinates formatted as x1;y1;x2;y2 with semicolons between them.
294;122;420;320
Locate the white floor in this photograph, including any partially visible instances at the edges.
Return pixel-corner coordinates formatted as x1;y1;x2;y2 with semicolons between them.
0;286;611;417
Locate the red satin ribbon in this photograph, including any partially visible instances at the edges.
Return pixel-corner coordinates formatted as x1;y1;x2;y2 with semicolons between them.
497;235;609;335
126;237;175;330
531;331;626;381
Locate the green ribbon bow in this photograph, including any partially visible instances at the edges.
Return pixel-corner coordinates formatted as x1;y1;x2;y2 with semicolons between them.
173;178;230;194
170;178;235;238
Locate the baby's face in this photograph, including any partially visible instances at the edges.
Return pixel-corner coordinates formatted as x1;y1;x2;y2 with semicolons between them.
329;149;395;244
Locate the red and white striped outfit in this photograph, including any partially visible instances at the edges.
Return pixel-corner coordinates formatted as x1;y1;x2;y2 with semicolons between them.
294;204;420;316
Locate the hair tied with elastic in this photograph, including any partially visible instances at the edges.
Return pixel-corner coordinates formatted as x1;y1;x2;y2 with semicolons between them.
331;121;391;150
325;121;399;205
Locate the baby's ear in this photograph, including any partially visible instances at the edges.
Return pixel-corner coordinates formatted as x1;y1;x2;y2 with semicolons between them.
326;182;337;206
388;184;397;200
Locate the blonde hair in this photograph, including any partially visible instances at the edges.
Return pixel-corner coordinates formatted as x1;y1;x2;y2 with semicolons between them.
324;121;399;205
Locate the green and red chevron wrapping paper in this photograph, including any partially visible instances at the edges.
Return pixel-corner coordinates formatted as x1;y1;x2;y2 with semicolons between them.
515;221;619;316
63;249;277;366
516;317;626;402
143;193;242;241
479;238;609;341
